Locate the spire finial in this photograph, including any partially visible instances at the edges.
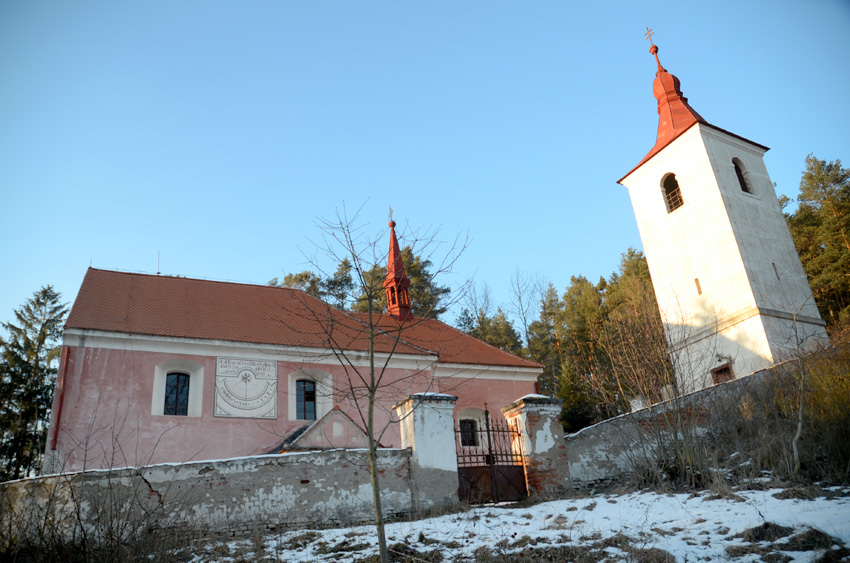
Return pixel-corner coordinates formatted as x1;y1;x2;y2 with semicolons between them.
388;205;395;228
645;27;664;71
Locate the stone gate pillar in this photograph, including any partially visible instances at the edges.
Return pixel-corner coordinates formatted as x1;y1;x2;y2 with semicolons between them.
502;396;570;497
394;393;459;510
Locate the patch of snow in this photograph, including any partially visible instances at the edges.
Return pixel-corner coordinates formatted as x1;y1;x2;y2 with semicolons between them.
188;487;850;562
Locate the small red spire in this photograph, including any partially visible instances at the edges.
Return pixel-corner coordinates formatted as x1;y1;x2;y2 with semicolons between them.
383;219;411;320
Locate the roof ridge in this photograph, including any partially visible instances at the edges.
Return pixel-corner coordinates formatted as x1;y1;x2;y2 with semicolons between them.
87;267;309;294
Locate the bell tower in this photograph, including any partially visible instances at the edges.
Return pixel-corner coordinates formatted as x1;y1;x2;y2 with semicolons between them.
619;35;828;393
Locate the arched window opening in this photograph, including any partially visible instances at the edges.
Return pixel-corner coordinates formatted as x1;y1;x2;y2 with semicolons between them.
663;174;684;213
733;159;752;193
296;379;317;420
164;372;190;416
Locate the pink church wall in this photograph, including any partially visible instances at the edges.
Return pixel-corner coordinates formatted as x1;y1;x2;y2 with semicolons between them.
45;342;537;472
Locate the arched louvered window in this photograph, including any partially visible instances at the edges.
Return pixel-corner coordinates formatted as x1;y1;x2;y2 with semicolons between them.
663;174;684;213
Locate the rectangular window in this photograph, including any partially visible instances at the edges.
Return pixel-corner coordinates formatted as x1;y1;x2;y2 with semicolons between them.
296;380;316;420
164;373;190;416
459;419;478;447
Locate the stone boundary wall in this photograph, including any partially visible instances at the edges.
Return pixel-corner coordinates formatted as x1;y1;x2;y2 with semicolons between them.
565;367;775;488
1;448;439;540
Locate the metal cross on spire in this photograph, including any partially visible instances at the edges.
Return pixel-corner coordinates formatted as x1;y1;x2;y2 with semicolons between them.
644;26;663;71
389;205;394;224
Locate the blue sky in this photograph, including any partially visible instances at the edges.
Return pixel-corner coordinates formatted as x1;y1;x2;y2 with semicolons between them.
2;1;849;332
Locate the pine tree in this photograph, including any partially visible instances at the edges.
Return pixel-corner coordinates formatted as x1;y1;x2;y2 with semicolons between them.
350;247;451;319
0;286;68;480
784;154;850;327
457;306;523;354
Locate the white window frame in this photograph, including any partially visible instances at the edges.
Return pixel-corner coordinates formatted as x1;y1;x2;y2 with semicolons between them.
287;369;333;421
152;359;204;417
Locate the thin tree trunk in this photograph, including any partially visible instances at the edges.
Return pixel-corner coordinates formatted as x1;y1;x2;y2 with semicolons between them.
791;366;805;476
367;310;389;563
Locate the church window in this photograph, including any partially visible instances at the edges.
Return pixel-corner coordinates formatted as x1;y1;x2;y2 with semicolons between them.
711;365;734;385
296;380;317;420
164;372;190;416
733;159;752;193
662;174;684;212
152;359;203;417
459;419;479;447
288;369;332;421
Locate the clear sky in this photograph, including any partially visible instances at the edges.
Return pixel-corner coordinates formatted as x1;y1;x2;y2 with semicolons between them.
2;1;849;332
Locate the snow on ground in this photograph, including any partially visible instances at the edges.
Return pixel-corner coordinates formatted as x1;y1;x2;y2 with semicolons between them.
193;487;850;562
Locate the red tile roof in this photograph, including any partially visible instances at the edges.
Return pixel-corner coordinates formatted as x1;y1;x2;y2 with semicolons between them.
66;268;425;356
66;268;542;370
349;312;541;369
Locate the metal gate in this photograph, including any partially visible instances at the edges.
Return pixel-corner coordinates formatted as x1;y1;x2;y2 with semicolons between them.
455;406;527;503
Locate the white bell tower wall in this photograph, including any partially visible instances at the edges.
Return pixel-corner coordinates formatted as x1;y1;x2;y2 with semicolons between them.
621;123;827;393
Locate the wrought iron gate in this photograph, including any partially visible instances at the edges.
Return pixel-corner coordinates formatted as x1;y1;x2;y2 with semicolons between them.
455;407;527;503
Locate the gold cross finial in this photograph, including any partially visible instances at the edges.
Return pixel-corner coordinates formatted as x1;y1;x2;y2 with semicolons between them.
389;205;394;222
645;26;663;69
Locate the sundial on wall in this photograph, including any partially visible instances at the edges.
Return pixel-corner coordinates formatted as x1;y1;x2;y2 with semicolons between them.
214;357;277;418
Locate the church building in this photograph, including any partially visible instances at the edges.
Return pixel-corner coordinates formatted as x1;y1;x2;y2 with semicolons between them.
43;220;541;473
619;37;829;393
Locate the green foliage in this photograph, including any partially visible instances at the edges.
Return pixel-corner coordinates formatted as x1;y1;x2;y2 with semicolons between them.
557;367;597;433
526;284;564;396
269;271;324;297
269;262;356;310
349;247;451;319
271;249;449;319
523;249;668;432
323;258;355;310
457;306;523;355
1;286;68;481
784;154;850;327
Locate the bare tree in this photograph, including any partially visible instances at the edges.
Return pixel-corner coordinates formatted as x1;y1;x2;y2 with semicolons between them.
509;269;539;355
279;204;468;563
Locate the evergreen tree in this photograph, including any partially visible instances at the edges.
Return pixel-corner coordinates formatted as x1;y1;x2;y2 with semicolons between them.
600;249;673;405
274;250;448;319
524;249;667;432
784;155;850;327
268;271;324;298
322;258;354;310
350;247;451;319
457;306;523;354
527;283;564;396
0;286;68;480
